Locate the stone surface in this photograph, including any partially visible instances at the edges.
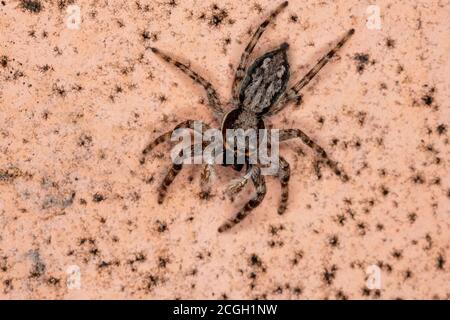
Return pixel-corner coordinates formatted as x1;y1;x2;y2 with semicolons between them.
0;0;449;299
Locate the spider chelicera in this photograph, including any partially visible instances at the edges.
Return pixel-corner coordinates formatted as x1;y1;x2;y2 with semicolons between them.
141;1;354;232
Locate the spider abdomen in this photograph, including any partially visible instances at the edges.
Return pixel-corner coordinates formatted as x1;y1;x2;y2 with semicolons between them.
238;43;290;115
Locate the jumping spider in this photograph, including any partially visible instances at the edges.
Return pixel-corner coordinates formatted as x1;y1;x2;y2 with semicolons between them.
141;1;354;232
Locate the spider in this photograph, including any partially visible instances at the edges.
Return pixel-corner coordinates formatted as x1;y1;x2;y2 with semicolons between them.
141;1;354;232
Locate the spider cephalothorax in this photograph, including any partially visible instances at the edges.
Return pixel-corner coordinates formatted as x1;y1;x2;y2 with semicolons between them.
141;1;354;232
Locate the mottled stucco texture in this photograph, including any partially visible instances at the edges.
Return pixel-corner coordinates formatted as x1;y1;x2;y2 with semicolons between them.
0;0;449;299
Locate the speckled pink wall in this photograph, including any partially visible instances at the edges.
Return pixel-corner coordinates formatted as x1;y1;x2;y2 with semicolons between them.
0;0;449;299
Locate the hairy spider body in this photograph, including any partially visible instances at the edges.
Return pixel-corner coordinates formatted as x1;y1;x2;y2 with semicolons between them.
238;42;290;114
141;1;354;232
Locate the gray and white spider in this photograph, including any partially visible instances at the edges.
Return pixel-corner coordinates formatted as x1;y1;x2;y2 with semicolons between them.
140;1;354;232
